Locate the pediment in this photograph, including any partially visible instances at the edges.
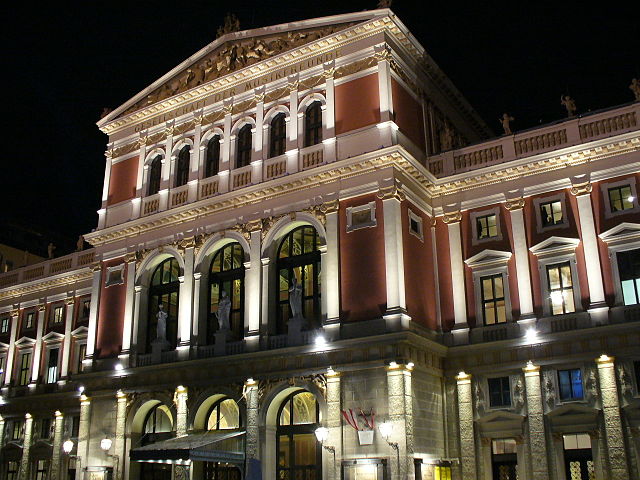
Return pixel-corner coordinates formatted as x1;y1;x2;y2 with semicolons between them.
71;326;88;337
14;336;35;346
103;11;382;122
476;410;525;435
465;249;512;269
477;410;525;425
42;331;64;342
530;236;580;257
599;222;640;245
547;403;599;428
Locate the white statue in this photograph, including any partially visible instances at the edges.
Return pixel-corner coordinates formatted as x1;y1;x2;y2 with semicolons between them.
216;291;231;331
630;78;640;102
499;113;515;135
47;242;56;259
76;235;84;252
156;304;168;341
560;95;577;117
289;277;303;319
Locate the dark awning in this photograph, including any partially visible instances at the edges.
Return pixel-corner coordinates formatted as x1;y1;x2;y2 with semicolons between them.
130;430;245;464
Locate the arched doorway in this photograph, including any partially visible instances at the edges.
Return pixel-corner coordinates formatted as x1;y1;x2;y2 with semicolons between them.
147;258;180;351
208;243;245;342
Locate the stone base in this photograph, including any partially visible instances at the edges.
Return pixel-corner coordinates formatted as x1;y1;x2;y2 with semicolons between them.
287;316;307;346
151;338;171;363
214;329;231;356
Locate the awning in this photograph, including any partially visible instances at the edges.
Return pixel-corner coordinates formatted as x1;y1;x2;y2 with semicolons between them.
130;430;245;464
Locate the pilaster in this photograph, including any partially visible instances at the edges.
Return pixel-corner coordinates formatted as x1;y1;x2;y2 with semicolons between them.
322;64;337;162
50;411;64;480
596;355;629;480
178;239;196;352
85;263;102;369
523;362;549;480
115;390;127;480
60;297;75;379
4;309;20;386
175;385;188;436
131;285;144;353
120;254;137;365
505;199;535;320
444;212;468;331
18;414;33;480
456;372;477;480
323;201;340;333
386;364;413;479
76;395;92;480
326;370;341;480
30;304;46;384
260;257;270;337
245;228;262;348
245;379;260;478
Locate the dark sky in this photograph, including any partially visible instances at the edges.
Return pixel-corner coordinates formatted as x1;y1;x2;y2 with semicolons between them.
4;1;639;253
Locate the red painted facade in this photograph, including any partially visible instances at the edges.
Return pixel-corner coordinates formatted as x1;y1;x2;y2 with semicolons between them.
335;74;380;135
391;78;425;151
108;156;138;205
96;259;127;358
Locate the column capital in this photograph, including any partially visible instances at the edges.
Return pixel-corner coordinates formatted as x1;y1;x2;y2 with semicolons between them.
65;297;75;306
377;184;405;202
442;211;462;224
123;252;138;264
570;182;592;196
37;304;46;312
523;360;540;374
10;308;20;318
91;261;102;272
455;371;471;383
374;44;391;62
505;197;525;211
596;354;614;366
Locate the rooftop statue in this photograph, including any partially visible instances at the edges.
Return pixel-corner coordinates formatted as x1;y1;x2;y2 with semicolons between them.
216;13;240;39
156;304;168;341
630;78;640;102
560;95;577;117
499;113;515;135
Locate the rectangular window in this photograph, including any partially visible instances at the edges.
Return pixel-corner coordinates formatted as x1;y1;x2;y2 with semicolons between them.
46;348;59;384
18;352;31;386
488;377;511;407
77;344;87;373
481;274;507;324
540;200;563;227
476;214;498;239
558;368;583;401
52;305;64;325
81;300;91;320
608;185;634;212
0;317;9;334
11;420;24;440
547;262;575;315
34;460;48;480
618;249;640;305
71;415;80;438
5;461;18;480
24;311;35;329
40;418;52;439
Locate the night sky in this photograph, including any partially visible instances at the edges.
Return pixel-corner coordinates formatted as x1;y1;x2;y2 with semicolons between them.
4;1;638;254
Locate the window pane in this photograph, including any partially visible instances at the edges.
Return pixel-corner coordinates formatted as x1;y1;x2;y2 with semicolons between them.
482;277;494;300
278;435;291;467
218;399;239;429
560;264;573;287
558;370;572;400
548;266;560;289
207;407;219;430
484;304;496;325
292;392;316;425
494;276;504;298
496;300;507;323
570;369;583;399
293;433;316;465
279;402;291;426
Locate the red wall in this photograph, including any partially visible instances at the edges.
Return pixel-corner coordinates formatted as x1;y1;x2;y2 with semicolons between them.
339;194;386;322
108;156;138;206
96;259;127;358
401;203;437;329
391;78;425;151
335;74;380;135
435;219;455;331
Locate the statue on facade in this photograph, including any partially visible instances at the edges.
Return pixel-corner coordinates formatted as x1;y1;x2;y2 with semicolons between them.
499;113;515;135
289;277;304;320
156;304;168;341
76;235;84;252
47;242;56;259
440;123;454;151
216;13;240;39
560;95;577;117
630;78;640;101
377;0;393;8
216;291;231;331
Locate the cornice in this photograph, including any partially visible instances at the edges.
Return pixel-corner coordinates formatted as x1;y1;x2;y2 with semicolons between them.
0;271;93;302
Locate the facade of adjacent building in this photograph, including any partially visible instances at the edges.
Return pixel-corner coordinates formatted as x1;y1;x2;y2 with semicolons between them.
1;8;639;480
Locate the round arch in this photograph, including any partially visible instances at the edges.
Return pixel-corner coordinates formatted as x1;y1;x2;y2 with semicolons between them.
135;248;185;286
194;233;251;274
261;212;327;259
263;104;291;124
200;127;225;148
126;394;176;434
144;147;166;166
297;93;326;114
230;116;257;136
171;137;195;159
190;390;244;431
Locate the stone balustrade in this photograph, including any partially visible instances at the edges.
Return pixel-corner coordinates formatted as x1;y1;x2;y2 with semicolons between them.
170;184;189;207
264;155;288;180
199;176;219;199
300;143;324;170
142;193;160;216
232;165;252;189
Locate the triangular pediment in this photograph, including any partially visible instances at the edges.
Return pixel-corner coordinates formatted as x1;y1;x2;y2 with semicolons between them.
530;236;580;257
547;403;599;429
101;10;385;124
14;336;35;346
71;326;89;337
42;331;64;343
477;410;525;424
599;222;640;245
465;249;512;269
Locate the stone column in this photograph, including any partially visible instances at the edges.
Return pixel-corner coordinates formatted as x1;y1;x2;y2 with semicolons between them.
76;395;92;480
570;182;607;312
60;298;75;380
120;254;137;366
175;386;188;436
444;212;469;336
323;201;340;335
30;304;46;384
134;135;148;218
189;115;202;203
0;416;4;450
322;64;337;162
18;413;34;480
596;355;629;479
375;45;396;148
101;147;113;214
377;184;408;330
50;411;64;480
191;273;202;343
131;285;144;354
456;372;477;480
326;369;341;480
287;75;299;150
114;390;127;480
386;364;413;480
245;379;260;477
178;239;196;353
252;89;264;183
505;199;535;321
245;226;262;350
4;309;20;386
85;262;103;369
523;362;549;480
159;125;174;212
260;257;270;337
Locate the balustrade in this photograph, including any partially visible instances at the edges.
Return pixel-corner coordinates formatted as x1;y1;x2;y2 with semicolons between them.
231;165;252;190
170;185;189;207
264;155;287;180
300;144;324;170
200;177;219;199
142;194;160;216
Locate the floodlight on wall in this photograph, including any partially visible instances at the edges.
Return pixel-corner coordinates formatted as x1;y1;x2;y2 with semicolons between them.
525;328;538;342
315;335;327;347
63;439;74;455
114;363;124;372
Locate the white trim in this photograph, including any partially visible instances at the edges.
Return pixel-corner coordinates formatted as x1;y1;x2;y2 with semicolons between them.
537;254;582;317
105;264;125;288
465;249;512;270
345;201;377;232
470;207;503;245
599;223;640;306
529;236;580;258
600;177;640;219
407;209;424;242
533;192;569;233
465;252;513;326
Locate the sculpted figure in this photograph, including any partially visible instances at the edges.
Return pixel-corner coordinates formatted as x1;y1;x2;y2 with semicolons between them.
289;277;303;319
560;95;577;117
156;304;168;341
47;242;56;259
76;235;84;252
216;291;231;331
440;123;454;151
630;78;640;101
499;113;515;135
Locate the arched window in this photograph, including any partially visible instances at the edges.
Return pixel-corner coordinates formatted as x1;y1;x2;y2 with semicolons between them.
147;155;162;196
148;258;180;351
209;243;245;342
174;145;190;187
269;113;287;158
276;391;320;479
276;226;321;334
236;124;252;168
206;398;241;431
205;135;221;178
142;404;173;445
304;101;322;147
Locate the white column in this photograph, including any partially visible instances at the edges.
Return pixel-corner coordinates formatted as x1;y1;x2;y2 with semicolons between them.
191;116;202;181
375;46;393;123
506;199;535;320
571;184;607;309
596;355;629;480
60;298;75;380
456;372;477;480
444;213;468;327
178;241;196;349
430;220;443;328
76;395;92;480
131;286;144;353
326;370;342;480
18;414;33;480
114;391;127;480
3;309;19;386
30;304;46;384
134;136;147;218
252;92;264;182
245;227;262;347
245;379;260;478
322;64;337;163
120;255;137;364
523;362;549;480
50;411;64;480
378;185;407;328
101;148;113;209
324;201;340;327
221;101;233;165
288;75;299;149
260;258;270;335
192;273;202;340
85;263;102;367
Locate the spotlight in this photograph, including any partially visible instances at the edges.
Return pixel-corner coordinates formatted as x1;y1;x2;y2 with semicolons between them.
315;335;327;347
114;363;124;372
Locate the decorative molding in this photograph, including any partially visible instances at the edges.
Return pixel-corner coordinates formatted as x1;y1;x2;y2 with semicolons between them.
124;252;138;264
442;211;462;224
505;198;525;211
529;236;580;258
377;184;405;202
570;182;593;196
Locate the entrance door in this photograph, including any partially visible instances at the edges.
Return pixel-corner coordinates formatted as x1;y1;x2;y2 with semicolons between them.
562;433;594;480
491;439;518;480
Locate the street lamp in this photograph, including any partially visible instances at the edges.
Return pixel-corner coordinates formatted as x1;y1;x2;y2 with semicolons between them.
379;421;400;476
63;439;74;455
100;437;113;452
100;437;119;480
314;426;336;471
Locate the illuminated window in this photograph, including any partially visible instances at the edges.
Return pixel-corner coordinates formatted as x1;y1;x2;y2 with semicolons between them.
608;185;634;212
269;113;287;158
562;433;594;480
147;155;162;196
18;351;31;386
547;262;575;315
476;214;498;239
205;135;221;178
206;398;240;430
304;101;322;147
236;124;252;168
480;274;507;325
174;145;190;187
33;459;49;480
24;311;35;330
46;348;59;384
540;200;563;227
617;249;640;305
5;461;18;480
147;258;180;351
209;243;245;343
488;377;511;407
0;317;9;334
11;420;24;440
142;404;173;446
558;368;583;401
491;439;517;479
52;305;64;325
77;343;87;373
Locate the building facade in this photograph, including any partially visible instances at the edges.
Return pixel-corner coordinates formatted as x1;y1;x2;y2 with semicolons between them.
1;8;639;480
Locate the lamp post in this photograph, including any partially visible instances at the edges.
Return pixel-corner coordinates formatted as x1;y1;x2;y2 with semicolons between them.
100;437;119;480
314;426;336;476
379;421;400;477
62;439;77;480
